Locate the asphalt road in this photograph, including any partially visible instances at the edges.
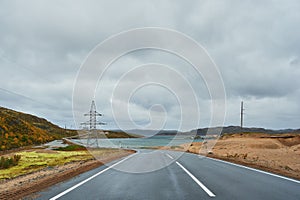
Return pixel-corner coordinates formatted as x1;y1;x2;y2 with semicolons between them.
37;150;300;200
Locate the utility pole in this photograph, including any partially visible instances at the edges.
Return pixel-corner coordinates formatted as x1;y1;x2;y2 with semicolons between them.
81;100;105;147
240;101;244;130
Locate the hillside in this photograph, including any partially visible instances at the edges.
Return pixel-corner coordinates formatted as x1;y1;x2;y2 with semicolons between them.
105;131;140;138
75;130;141;139
0;107;76;151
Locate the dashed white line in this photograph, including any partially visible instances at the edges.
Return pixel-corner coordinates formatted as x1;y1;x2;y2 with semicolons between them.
166;153;174;159
49;154;136;200
167;153;215;197
176;161;216;197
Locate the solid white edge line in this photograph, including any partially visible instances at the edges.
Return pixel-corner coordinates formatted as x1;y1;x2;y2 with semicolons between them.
201;156;300;184
49;153;136;200
166;153;174;159
176;161;216;197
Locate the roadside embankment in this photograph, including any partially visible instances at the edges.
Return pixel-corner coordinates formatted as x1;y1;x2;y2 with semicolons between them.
163;133;300;180
0;147;135;200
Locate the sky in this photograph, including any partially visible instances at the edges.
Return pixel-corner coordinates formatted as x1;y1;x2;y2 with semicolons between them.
0;0;300;131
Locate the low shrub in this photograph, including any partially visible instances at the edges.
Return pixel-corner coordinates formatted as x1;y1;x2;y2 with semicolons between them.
0;154;21;169
55;145;86;151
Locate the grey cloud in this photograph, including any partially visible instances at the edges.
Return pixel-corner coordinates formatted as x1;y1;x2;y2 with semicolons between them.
0;0;299;130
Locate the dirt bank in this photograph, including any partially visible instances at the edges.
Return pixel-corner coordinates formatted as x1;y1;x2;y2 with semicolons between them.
164;133;300;180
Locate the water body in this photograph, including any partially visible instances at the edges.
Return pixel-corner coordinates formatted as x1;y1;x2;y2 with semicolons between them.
72;135;203;149
43;140;68;149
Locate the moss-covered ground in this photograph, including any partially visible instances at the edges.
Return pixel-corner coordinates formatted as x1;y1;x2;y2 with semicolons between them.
0;150;95;179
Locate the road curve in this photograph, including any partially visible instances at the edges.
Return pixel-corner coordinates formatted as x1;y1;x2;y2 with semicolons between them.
37;150;300;200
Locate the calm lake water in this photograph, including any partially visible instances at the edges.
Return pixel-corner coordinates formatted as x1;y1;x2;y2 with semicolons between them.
72;135;203;149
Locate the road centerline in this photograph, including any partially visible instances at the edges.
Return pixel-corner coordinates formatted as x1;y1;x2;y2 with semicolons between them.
176;161;216;197
166;153;174;159
49;153;136;200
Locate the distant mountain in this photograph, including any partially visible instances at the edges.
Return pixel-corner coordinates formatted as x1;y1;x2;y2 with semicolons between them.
194;126;300;136
151;126;300;136
116;129;179;137
0;107;76;151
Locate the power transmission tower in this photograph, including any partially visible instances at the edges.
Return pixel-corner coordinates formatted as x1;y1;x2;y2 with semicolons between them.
81;100;105;148
240;101;244;130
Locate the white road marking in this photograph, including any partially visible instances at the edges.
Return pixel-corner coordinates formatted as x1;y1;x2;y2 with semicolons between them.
176;161;216;197
49;154;136;200
166;153;174;159
202;156;300;184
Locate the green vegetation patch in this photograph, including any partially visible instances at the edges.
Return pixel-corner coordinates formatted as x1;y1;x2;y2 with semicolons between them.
0;150;93;180
54;144;86;151
0;154;21;169
170;146;184;149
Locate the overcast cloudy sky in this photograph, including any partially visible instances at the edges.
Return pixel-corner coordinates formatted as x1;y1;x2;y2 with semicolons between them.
0;0;299;131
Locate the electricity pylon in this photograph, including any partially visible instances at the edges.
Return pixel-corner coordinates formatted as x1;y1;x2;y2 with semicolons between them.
241;101;244;131
81;100;105;148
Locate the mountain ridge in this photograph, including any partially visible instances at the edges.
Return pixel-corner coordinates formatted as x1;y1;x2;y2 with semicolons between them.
193;126;300;136
119;126;300;136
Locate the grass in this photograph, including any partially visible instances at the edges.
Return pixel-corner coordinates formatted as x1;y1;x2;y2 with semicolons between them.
138;146;159;149
54;144;86;151
88;148;123;158
170;146;184;149
0;150;94;180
